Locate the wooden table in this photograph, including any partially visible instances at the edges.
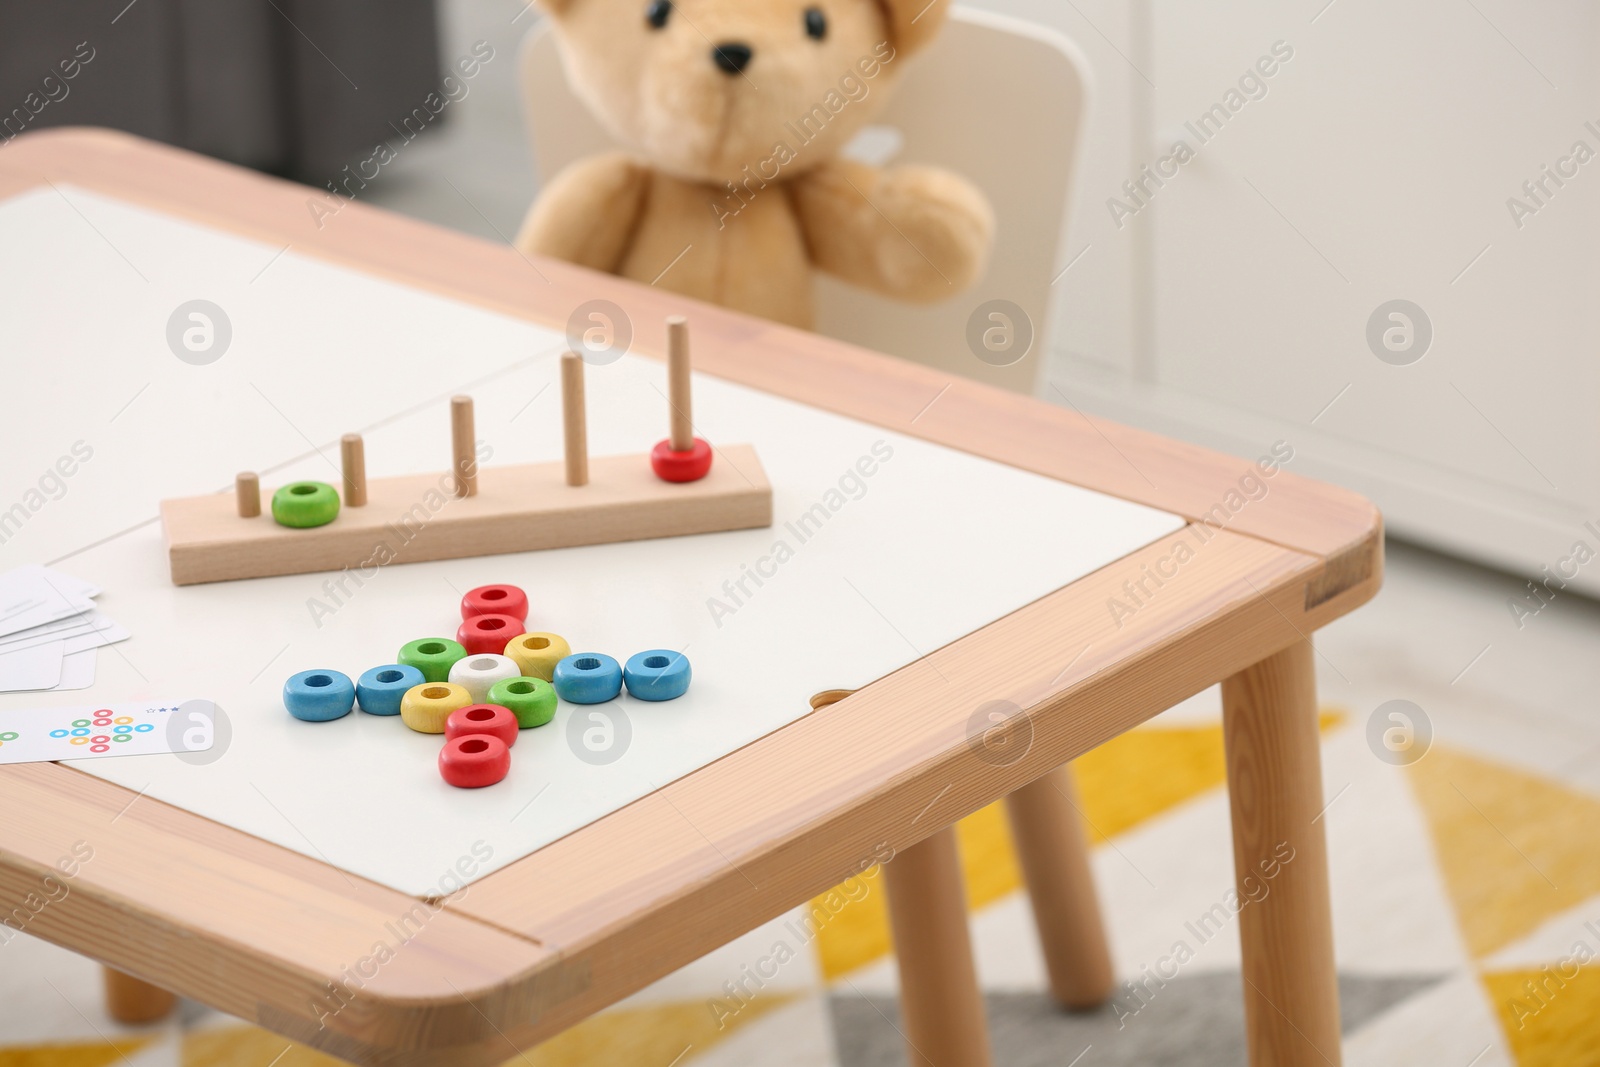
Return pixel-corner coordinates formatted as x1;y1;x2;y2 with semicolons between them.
0;129;1380;1067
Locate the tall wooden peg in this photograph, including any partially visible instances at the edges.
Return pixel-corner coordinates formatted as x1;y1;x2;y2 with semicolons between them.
451;396;478;498
235;472;260;518
341;434;367;507
651;317;712;483
667;315;694;452
561;352;588;487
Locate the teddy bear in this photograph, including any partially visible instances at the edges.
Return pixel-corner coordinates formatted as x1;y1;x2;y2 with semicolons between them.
516;0;994;329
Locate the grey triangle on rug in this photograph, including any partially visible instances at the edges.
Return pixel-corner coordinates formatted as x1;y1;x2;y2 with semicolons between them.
829;973;1445;1066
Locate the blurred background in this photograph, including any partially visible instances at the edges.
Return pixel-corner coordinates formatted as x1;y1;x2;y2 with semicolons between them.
4;2;1598;1065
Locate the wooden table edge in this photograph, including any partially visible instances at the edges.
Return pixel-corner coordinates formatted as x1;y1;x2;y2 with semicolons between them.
0;760;557;1056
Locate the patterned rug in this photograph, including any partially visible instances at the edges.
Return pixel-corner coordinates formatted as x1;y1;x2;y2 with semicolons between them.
5;705;1599;1066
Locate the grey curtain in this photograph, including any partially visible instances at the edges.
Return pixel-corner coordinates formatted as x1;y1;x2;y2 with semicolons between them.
0;0;440;183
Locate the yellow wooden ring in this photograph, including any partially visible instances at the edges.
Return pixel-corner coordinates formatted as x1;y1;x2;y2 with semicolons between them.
503;632;571;681
400;682;471;734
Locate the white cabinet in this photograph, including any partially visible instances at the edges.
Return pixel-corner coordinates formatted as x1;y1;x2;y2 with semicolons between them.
973;0;1600;595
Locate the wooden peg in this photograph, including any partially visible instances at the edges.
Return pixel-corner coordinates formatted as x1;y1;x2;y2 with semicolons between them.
235;472;260;518
341;434;367;507
451;396;477;498
561;352;588;487
667;316;693;452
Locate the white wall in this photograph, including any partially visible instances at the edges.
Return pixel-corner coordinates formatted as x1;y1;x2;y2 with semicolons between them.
976;0;1600;594
959;0;1147;379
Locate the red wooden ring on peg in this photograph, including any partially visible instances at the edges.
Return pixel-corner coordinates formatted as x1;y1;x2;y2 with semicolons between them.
457;613;523;655
461;584;528;624
445;704;519;748
650;438;713;483
439;734;510;788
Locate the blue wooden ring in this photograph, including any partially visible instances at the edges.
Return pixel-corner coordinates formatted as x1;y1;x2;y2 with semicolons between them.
552;652;623;704
623;649;691;701
356;664;425;716
284;669;355;722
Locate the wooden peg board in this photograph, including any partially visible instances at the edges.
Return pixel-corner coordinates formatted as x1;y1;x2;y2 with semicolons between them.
160;445;772;585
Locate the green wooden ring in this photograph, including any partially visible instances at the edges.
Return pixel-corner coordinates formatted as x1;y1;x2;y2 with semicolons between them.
488;676;558;729
398;638;468;684
271;481;340;528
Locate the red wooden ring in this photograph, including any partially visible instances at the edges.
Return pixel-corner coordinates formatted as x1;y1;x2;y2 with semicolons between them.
438;734;511;788
461;584;528;623
456;613;524;655
650;438;713;483
445;704;519;748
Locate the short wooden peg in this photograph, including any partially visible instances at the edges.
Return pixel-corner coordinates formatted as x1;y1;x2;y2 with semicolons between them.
341;434;367;507
667;315;694;452
235;472;260;518
451;395;478;499
561;352;589;487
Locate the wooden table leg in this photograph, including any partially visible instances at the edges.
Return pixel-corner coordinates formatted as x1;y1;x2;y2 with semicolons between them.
102;966;177;1024
883;826;993;1067
1222;640;1342;1066
1004;762;1114;1009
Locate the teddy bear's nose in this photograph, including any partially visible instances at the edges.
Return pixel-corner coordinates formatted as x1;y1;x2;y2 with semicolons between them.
712;42;754;75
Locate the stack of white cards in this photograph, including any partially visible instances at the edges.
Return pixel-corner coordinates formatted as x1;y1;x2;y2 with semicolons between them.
0;565;128;693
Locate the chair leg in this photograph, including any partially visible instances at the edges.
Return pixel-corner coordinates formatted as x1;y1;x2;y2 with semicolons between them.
1003;762;1114;1009
102;966;176;1024
882;826;993;1067
1222;640;1342;1066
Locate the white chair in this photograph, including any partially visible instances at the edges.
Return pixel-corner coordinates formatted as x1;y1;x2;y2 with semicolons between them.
518;7;1091;395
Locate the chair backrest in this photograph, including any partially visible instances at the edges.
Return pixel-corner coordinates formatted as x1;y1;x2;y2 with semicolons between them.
519;7;1089;395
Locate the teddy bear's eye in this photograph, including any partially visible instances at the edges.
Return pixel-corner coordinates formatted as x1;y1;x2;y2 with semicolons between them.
646;0;672;29
804;6;827;39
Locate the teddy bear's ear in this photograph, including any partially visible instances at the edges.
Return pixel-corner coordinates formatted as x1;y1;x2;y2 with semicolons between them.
537;0;578;14
879;0;950;55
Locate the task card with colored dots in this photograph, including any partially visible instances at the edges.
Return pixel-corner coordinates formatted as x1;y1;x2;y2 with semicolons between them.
0;700;216;765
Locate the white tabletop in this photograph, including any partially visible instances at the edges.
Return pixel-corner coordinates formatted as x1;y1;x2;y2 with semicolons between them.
0;186;1184;894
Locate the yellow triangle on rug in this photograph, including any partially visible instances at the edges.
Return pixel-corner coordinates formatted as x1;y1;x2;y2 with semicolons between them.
0;1036;154;1067
1409;746;1600;959
183;1027;346;1067
1483;965;1600;1067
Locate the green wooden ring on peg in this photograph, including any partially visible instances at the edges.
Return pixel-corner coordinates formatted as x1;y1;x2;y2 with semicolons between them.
271;481;340;528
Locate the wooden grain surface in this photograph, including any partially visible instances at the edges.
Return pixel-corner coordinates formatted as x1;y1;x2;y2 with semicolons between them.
0;129;1384;1064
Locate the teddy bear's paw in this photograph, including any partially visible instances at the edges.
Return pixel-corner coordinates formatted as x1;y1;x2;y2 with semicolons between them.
515;151;651;272
868;165;996;300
